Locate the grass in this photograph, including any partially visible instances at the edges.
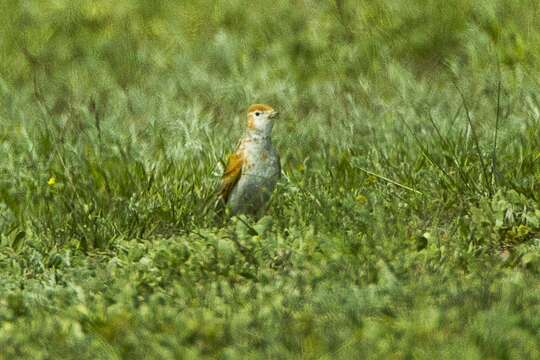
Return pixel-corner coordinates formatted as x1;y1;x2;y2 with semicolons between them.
0;0;540;358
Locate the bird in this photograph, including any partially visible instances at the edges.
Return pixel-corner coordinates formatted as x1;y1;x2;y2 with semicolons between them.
217;104;281;218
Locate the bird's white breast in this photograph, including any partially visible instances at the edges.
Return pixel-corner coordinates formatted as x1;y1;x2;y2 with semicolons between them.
227;138;280;216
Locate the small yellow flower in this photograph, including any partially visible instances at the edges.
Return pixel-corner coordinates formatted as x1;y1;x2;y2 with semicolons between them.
366;175;377;185
47;177;56;186
355;194;368;205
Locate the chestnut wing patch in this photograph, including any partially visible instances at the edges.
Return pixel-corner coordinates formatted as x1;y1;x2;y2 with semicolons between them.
218;152;244;202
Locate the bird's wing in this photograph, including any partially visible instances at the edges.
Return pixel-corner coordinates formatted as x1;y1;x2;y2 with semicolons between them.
218;151;244;202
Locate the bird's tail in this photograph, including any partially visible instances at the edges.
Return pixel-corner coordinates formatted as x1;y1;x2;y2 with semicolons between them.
199;190;230;225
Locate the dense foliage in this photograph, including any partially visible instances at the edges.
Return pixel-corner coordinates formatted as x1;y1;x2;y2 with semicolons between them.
0;1;539;358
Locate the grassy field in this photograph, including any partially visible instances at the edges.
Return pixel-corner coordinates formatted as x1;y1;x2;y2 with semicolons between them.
1;1;539;358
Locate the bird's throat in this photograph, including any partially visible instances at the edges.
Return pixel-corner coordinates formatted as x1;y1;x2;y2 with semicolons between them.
245;129;271;142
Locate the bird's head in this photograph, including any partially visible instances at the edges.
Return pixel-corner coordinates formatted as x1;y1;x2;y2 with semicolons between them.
246;103;279;136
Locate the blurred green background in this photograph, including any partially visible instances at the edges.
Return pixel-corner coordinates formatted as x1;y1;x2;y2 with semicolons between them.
0;1;539;358
2;0;540;105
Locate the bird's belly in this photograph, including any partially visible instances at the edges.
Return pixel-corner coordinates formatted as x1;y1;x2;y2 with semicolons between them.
227;162;279;216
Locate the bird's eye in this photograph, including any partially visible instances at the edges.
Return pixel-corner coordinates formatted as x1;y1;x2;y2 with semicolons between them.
255;112;261;116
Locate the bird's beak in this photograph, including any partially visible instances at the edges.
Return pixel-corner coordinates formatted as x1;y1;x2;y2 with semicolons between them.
269;110;279;119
